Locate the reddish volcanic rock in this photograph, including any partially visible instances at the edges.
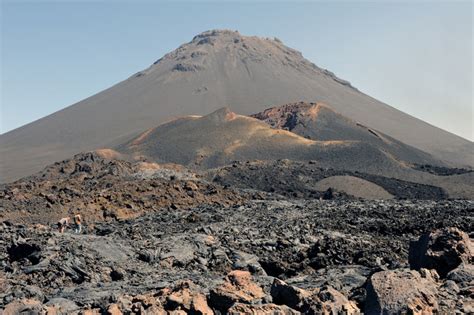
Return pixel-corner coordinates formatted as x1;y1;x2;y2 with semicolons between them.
165;281;213;314
209;270;266;312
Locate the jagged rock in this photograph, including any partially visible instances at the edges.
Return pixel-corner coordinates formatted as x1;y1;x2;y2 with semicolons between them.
107;303;122;315
230;250;266;275
143;304;166;315
13;285;45;302
409;227;473;277
447;263;474;285
365;269;439;314
159;236;198;267
164;281;213;314
312;286;360;315
113;293;166;314
442;280;460;294
209;270;266;312
2;299;43;315
445;262;474;311
228;302;301;314
419;268;440;282
270;279;359;314
270;278;310;310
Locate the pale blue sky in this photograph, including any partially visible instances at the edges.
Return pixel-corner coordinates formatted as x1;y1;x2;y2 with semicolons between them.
1;1;472;140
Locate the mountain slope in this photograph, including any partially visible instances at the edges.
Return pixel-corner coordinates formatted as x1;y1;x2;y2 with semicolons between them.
1;29;472;183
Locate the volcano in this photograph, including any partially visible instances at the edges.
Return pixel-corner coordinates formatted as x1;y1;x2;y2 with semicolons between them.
1;29;472;183
115;107;407;175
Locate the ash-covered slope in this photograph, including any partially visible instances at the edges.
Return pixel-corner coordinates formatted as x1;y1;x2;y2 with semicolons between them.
252;102;443;166
115;107;410;177
1;29;472;183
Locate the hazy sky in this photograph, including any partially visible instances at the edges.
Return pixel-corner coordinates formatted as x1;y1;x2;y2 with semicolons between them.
1;1;472;140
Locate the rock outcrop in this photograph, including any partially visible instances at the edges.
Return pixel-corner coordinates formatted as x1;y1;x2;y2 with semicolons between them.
209;270;266;312
365;269;439;314
409;227;473;277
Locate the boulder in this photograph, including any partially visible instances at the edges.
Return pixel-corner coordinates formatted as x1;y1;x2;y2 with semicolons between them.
270;278;311;310
142;304;167;315
159;236;197;267
113;293;166;315
231;250;266;275
314;286;360;315
409;227;473;277
447;263;474;286
365;269;439;314
165;281;213;314
106;304;122;315
2;299;43;315
209;270;266;312
271;279;359;314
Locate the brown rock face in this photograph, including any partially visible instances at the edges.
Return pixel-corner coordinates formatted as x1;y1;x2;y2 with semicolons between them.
365;269;439;314
165;281;214;314
107;304;123;315
314;287;360;315
2;299;43;315
409;227;473;277
209;270;266;312
113;293;166;315
270;279;360;314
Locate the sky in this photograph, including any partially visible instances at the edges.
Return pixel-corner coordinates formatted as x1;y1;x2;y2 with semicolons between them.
1;0;472;140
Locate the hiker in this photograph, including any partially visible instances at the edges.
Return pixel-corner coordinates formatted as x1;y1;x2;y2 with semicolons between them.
58;217;70;233
73;214;82;234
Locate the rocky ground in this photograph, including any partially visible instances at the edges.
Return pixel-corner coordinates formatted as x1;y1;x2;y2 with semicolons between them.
1;198;473;314
1;153;473;314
